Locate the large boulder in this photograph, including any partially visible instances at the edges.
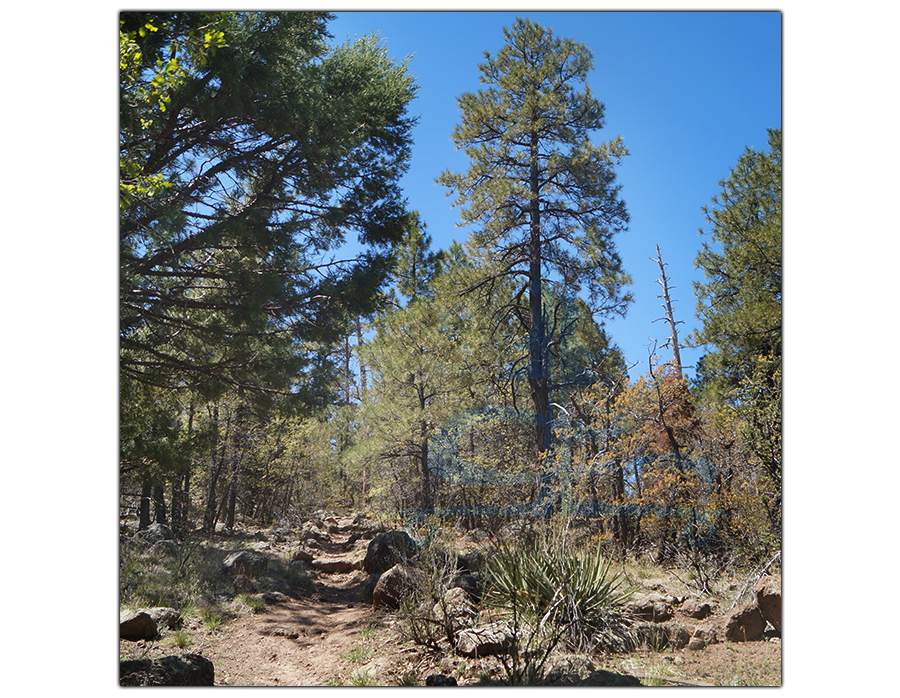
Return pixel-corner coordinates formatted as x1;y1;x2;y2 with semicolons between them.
222;550;268;577
120;653;215;686
372;564;416;609
363;530;418;575
754;574;782;633
456;621;515;658
724;602;766;642
120;610;158;641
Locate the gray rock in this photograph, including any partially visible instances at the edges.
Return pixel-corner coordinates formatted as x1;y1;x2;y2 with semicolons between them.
144;607;182;630
433;586;476;624
133;523;176;546
456;621;514;658
310;558;358;573
628;593;673;622
680;597;712;619
292;547;314;562
222;550;268;577
120;653;214;686
120;610;158;641
688;625;718;650
363;530;418;575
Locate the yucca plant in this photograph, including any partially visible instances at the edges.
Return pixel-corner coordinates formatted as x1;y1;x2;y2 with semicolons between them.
482;526;636;682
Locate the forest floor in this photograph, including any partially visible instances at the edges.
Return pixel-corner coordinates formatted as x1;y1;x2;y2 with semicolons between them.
119;523;782;686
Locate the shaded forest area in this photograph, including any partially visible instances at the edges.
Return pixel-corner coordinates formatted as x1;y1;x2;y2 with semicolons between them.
120;12;781;572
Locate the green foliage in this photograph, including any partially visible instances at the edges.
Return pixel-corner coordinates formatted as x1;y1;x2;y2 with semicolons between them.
692;128;782;399
481;523;634;683
484;527;633;625
120;11;418;398
438;18;631;314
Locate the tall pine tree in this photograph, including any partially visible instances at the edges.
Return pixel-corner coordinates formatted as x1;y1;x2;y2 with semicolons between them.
438;18;631;464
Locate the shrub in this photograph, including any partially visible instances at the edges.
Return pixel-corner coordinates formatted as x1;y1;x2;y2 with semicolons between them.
482;524;635;683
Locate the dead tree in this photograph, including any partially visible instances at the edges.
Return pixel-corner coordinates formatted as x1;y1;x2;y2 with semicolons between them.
651;244;684;378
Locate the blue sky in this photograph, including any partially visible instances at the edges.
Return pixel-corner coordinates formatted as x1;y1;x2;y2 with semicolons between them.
327;10;782;380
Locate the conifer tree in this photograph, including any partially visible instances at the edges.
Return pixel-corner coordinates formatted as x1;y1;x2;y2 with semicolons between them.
438;18;631;463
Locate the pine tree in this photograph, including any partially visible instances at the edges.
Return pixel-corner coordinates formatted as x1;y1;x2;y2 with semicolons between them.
438;18;631;463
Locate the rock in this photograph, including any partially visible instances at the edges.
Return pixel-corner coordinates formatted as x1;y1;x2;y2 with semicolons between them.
271;527;293;542
546;655;596;684
372;564;415;609
576;669;643;687
668;623;692;650
133;523;176;546
680;598;712;619
688;625;718;650
724;603;766;642
456;621;514;658
262;591;288;605
222;550;268;577
363;530;418;575
120;653;215;686
628;593;673;622
233;574;257;594
425;674;458;686
310;558;358;573
144;607;182;630
754;574;782;633
300;521;331;542
292;547;314;562
120;610;158;641
434;586;476;624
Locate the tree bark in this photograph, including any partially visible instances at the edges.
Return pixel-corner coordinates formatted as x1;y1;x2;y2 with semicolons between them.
153;484;167;524
139;482;152;530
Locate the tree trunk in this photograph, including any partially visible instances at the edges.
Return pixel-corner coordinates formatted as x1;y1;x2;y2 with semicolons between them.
527;130;552;512
139;482;152;530
153;484;167;524
203;403;224;532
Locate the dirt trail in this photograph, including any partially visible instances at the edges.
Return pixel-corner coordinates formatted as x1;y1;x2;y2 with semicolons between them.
192;522;396;686
193;571;375;686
